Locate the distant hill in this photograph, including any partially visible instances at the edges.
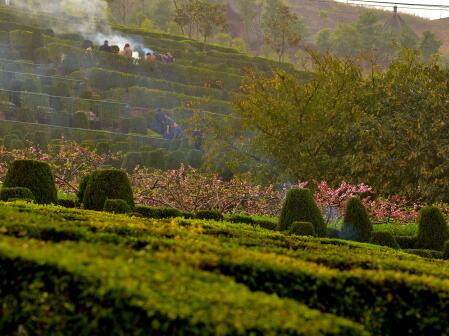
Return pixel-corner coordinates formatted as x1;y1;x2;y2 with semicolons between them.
286;0;449;53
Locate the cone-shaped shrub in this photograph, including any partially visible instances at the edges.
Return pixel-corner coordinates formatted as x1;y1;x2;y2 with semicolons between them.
341;197;372;242
0;187;35;202
416;206;449;250
289;221;316;237
278;188;326;236
83;169;134;211
370;231;400;249
77;174;91;202
3;160;57;204
104;199;131;214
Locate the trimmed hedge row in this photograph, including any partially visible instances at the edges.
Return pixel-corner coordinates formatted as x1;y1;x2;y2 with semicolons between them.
0;203;448;334
0;236;366;335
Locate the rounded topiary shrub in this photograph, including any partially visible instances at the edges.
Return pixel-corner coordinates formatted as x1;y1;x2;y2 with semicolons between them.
416;206;449;250
0;187;35;202
370;231;400;249
104;199;131;214
341;197;372;242
83;169;134;211
289;221;316;237
443;241;449;260
229;215;254;225
96;142;110;155
195;210;224;221
278;188;326;237
3;160;57;204
57;199;77;208
122;152;142;173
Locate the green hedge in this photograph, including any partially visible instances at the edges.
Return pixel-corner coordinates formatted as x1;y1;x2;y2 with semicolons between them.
0;187;35;202
0;235;364;335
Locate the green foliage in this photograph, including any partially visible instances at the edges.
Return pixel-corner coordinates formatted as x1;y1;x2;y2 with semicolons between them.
443;241;449;260
289;221;316;237
394;235;417;249
165;150;187;170
122;152;142;173
77;176;90;203
195;210;223;221
9;30;32;58
187;149;203;168
370;231;399;249
135;205;186;219
342;197;372;243
404;249;443;259
57;199;77;209
83;169;134;211
16;108;36;123
229;214;254;225
3;160;57;204
419;31;442;62
142;149;167;169
0;187;35;202
278;188;326;236
96;142;110;155
416;206;449;250
33;131;48;150
72;111;89;129
104;199;131;214
33;47;50;64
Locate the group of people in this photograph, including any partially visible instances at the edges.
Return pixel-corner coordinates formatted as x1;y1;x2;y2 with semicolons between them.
98;40;174;63
155;109;183;140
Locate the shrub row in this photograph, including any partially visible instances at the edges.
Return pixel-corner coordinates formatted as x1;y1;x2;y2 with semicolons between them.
0;203;448;334
0;236;365;335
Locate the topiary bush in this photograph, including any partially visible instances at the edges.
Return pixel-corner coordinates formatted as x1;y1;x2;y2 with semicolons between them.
195;210;224;221
370;231;400;249
104;199;131;214
341;197;372;243
83;169;134;211
443;241;449;260
135;205;187;219
57;199;77;208
229;215;254;225
278;188;326;237
394;235;417;249
144;149;166;170
72;111;89;129
165;150;187;170
0;187;35;202
96;142;110;155
416;206;449;250
188;149;203;169
3;160;57;204
77;174;91;202
289;221;316;237
122;152;142;173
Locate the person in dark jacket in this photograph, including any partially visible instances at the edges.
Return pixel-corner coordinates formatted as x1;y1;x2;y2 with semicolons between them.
99;40;112;53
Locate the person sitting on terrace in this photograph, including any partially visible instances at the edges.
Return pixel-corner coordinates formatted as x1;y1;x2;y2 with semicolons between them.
165;52;174;63
99;40;112;53
123;43;133;58
146;52;156;62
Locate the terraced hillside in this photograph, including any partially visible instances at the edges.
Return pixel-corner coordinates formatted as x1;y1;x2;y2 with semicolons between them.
0;4;301;161
1;201;448;335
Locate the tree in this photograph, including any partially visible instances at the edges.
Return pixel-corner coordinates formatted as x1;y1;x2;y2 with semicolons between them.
419;31;442;62
262;1;305;62
173;0;227;44
152;0;173;31
208;52;362;183
356;11;388;59
236;0;260;41
315;28;332;54
330;23;361;58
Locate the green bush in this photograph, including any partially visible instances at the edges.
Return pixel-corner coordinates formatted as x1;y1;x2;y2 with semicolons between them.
0;187;35;202
253;219;278;231
342;197;372;242
165;150;187;170
3;160;57;204
195;210;224;221
9;30;33;58
229;215;254;225
96;142;110;155
122;152;142;173
370;231;400;249
135;205;187;219
394;235;417;249
188;149;203;168
104;199;131;214
33;131;48;150
416;206;449;250
289;221;316;237
404;249;443;259
83;169;134;211
16;108;36;123
33;47;50;64
443;241;449;260
144;149;166;169
278;188;326;236
57;199;76;208
130;116;147;134
72;111;89;129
